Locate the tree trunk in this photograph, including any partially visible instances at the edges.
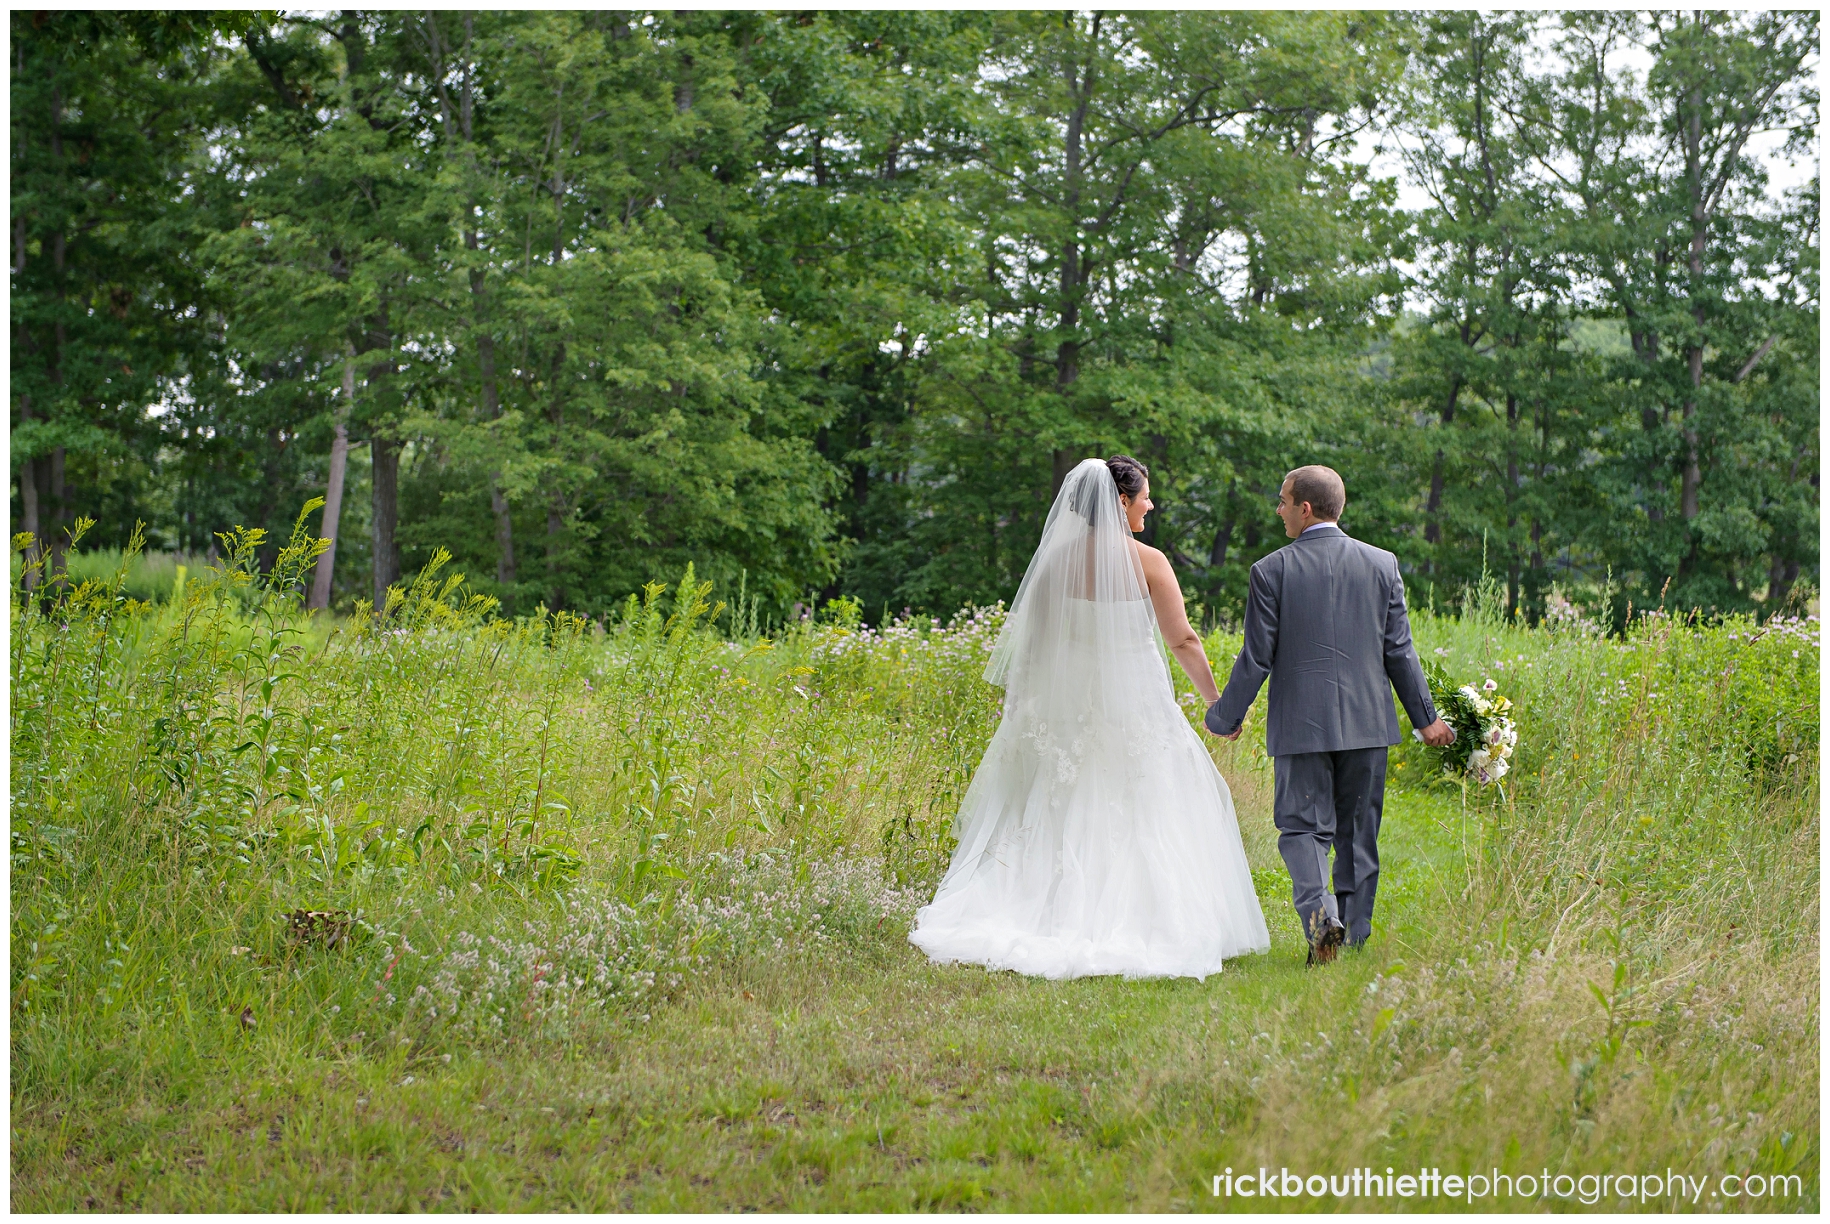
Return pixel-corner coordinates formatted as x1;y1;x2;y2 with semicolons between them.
14;203;39;587
1423;452;1446;550
309;354;355;610
1504;390;1519;615
675;51;693;114
1208;518;1234;571
1679;76;1706;523
1680;343;1703;519
1767;555;1799;611
484;480;514;586
546;503;565;610
426;14;516;588
252;427;288;574
478;304;514;588
17;397;40;588
44;86;69;583
544;335;569;608
47;445;67;581
371;436;400;609
40;78;73;581
19;457;40;567
1423;377;1460;548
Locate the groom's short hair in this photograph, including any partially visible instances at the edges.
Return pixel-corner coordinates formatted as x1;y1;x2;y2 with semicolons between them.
1285;465;1345;520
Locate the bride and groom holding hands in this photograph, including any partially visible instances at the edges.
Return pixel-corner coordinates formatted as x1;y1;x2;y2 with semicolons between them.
909;457;1456;976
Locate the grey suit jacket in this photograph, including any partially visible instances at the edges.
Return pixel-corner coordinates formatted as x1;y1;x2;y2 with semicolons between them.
1205;524;1438;757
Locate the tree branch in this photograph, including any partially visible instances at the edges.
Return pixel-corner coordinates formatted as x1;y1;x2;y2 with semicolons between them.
1733;335;1777;383
244;33;301;110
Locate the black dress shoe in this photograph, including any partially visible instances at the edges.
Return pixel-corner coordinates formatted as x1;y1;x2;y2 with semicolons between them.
1306;916;1346;966
1310;914;1354;966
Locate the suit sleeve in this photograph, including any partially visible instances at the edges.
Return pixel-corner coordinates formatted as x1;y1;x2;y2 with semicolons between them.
1382;558;1438;730
1206;561;1278;736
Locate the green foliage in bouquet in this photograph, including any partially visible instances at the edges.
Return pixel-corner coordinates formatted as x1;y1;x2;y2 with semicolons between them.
1418;659;1518;787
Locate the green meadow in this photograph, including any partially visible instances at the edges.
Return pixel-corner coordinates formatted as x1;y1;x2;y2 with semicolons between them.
10;526;1818;1211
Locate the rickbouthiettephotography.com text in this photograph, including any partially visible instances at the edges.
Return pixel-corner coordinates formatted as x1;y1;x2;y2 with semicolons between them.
1213;1165;1808;1207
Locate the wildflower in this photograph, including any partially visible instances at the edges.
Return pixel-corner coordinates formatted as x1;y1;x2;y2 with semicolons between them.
1482;678;1498;692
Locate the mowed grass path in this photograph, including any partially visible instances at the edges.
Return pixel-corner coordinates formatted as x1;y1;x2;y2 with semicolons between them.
16;779;1469;1212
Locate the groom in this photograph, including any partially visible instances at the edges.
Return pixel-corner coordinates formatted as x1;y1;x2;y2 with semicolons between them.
1205;466;1455;965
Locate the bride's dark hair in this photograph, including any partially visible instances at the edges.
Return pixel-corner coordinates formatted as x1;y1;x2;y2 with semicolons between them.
1107;455;1149;499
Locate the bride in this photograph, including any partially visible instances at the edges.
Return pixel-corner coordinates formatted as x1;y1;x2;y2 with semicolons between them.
909;456;1270;979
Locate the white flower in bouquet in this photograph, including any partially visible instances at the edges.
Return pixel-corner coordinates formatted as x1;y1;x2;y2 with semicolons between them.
1475;757;1509;785
1469;747;1492;770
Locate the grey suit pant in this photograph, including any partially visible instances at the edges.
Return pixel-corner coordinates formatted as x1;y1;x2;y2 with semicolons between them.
1272;746;1387;947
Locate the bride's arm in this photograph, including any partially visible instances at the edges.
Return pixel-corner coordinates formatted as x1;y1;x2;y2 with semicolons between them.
1137;544;1219;703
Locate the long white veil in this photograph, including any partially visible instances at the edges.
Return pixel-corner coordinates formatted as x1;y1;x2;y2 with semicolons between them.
983;457;1160;697
911;456;1271;978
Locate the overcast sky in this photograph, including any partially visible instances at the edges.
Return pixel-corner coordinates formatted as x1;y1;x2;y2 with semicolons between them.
1361;20;1819;217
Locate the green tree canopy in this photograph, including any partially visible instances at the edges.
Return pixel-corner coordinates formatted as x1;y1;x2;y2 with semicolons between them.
11;10;1818;623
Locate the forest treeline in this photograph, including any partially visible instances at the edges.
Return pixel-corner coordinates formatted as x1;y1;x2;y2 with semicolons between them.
10;10;1819;625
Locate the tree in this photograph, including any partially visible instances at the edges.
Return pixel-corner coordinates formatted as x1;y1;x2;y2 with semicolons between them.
10;13;246;576
388;12;845;616
11;12;1815;624
894;11;1408;617
1528;12;1819;613
1392;11;1606;615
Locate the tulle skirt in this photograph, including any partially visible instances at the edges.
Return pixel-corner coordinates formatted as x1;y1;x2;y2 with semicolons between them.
908;626;1270;980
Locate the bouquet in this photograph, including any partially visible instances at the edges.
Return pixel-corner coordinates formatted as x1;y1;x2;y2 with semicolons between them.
1415;659;1518;786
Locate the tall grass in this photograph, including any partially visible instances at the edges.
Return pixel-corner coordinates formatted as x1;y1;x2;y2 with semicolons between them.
10;545;206;605
11;518;999;1081
10;519;1818;1209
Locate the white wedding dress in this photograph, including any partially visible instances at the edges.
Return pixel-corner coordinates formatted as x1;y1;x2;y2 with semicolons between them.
909;460;1270;980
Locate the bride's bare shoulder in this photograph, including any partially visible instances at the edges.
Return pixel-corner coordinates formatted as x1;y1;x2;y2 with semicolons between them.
1130;539;1169;567
1130;540;1174;582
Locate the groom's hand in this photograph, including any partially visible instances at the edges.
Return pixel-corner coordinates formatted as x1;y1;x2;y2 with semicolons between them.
1418;718;1455;747
1204;698;1243;741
